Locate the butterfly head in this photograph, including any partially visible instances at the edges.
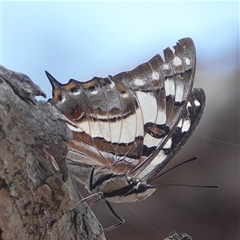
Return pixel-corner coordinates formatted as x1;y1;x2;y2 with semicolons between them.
133;181;157;201
92;169;157;203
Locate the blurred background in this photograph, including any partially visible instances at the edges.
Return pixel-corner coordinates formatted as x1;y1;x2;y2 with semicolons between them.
1;1;239;240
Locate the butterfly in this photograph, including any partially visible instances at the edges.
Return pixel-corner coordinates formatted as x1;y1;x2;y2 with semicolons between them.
46;37;205;231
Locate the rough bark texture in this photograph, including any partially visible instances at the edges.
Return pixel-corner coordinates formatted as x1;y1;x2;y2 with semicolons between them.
0;65;105;240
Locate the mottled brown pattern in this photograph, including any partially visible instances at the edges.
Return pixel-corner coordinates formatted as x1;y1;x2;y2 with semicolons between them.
51;87;61;103
63;80;77;91
81;79;98;90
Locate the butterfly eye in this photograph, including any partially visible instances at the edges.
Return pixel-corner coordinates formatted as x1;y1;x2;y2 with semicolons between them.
137;182;148;193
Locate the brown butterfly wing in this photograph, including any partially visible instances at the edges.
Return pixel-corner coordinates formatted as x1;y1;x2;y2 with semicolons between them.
47;38;200;178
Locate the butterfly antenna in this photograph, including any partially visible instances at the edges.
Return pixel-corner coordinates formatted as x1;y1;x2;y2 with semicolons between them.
154;183;219;188
150;156;219;189
150;156;199;183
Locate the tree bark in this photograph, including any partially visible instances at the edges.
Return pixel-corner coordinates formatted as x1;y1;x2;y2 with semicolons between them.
0;65;105;240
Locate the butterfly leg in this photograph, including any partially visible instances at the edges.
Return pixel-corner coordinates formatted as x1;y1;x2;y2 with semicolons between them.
104;200;125;232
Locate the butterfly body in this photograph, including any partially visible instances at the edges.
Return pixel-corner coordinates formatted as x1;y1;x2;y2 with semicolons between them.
66;159;156;203
46;38;205;228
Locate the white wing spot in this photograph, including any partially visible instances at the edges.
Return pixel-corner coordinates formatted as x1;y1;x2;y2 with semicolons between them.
173;56;182;66
152;71;159;80
177;119;183;128
134;78;145;86
122;92;129;98
156;109;166;125
72;90;81;95
165;78;175;97
185;57;191;65
182;119;191;132
115;110;142;143
194;99;200;106
175;83;184;102
163;64;170;70
109;81;115;89
90;89;98;95
164;138;172;149
61;96;66;103
187;101;192;108
136;92;157;124
144;133;161;148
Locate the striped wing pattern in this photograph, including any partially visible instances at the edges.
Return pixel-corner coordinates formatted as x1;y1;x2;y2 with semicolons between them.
136;88;205;181
47;38;204;183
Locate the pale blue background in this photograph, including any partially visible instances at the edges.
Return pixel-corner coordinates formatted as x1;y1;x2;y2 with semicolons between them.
1;1;239;239
1;1;238;99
